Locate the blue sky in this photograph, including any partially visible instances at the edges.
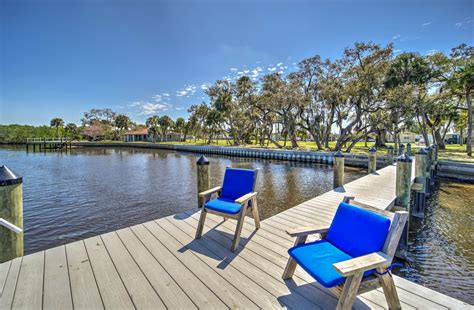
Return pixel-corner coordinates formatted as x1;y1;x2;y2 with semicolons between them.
1;0;473;126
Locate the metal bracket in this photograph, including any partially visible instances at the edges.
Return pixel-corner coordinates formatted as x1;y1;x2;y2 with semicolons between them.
0;218;23;234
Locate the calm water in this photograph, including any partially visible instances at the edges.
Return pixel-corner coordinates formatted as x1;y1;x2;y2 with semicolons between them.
1;145;473;304
396;180;474;304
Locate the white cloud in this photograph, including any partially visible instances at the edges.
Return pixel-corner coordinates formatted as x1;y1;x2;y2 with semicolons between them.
162;93;170;97
176;84;197;97
267;67;277;72
201;83;211;90
175;107;184;110
230;68;238;72
152;94;162;101
129;101;171;115
277;62;283;66
392;35;401;39
455;22;463;27
422;22;431;27
394;49;403;54
426;49;438;55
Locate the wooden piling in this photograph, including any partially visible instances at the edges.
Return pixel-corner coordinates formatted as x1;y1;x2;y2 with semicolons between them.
395;154;412;209
413;149;428;218
386;146;394;165
196;155;210;208
406;143;412;156
398;144;405;156
333;151;345;188
395;154;412;259
368;147;377;174
0;165;23;263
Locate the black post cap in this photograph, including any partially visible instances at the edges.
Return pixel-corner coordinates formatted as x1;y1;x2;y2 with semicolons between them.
416;148;428;155
369;147;377;152
196;155;210;165
387;146;394;150
396;154;413;162
0;165;23;186
334;150;344;157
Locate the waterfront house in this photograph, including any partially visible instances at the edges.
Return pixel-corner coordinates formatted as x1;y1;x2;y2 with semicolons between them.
124;128;182;142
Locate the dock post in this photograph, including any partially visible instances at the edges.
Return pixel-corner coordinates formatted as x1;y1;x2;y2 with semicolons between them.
0;166;23;263
413;148;428;218
406;143;412;156
386;146;394;165
333;151;344;188
368;147;377;173
395;154;412;259
425;146;433;189
398;143;405;156
430;144;438;180
196;155;210;208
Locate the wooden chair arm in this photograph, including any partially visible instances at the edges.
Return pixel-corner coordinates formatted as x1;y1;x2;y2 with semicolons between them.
198;186;222;197
235;192;257;205
333;252;391;277
286;226;330;238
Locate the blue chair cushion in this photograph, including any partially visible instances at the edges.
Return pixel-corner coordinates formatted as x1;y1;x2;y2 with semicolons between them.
220;168;256;201
288;240;377;288
204;197;242;215
326;202;391;258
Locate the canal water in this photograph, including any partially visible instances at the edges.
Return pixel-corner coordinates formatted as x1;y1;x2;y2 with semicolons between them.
0;145;473;304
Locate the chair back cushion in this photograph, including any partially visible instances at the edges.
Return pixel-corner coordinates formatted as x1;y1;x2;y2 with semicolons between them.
220;168;257;201
326;202;391;257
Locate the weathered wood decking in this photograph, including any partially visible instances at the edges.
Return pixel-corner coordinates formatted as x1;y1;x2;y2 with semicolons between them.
0;163;471;309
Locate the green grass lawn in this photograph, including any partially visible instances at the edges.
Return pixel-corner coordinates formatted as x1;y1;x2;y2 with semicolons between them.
85;139;473;163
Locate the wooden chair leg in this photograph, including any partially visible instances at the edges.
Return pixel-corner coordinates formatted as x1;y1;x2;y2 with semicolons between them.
336;272;363;310
377;268;401;310
251;197;260;229
282;235;307;279
195;208;207;239
231;206;247;252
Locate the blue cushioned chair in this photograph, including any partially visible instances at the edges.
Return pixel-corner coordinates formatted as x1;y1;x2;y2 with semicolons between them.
282;196;409;310
195;168;260;252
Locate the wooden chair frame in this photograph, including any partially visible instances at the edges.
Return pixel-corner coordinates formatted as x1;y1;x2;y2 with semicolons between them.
195;169;260;252
282;196;408;310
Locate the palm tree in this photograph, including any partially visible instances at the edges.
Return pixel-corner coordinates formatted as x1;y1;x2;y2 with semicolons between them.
158;115;173;142
146;116;160;142
114;114;131;140
50;118;64;138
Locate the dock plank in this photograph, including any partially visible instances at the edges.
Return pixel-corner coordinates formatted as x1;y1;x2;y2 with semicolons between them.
116;227;198;310
0;257;21;309
144;220;259;309
43;245;73;310
66;240;104;309
12;251;43;310
0;260;11;296
101;231;166;309
83;236;134;309
130;224;227;309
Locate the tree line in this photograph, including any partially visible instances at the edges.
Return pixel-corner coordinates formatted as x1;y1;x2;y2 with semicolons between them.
1;42;472;156
185;42;472;156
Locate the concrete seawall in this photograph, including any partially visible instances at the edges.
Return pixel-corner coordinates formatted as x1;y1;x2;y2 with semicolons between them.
73;142;474;181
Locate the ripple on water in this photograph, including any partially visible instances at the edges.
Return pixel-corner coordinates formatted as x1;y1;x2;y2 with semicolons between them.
394;179;474;304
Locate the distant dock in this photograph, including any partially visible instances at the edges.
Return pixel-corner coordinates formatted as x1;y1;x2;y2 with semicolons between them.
26;138;72;152
0;162;471;309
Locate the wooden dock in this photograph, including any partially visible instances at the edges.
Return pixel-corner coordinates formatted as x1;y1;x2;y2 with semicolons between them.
0;163;471;309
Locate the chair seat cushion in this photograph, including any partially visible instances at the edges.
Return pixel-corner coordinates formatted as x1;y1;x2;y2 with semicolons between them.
205;198;242;215
288;240;374;288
